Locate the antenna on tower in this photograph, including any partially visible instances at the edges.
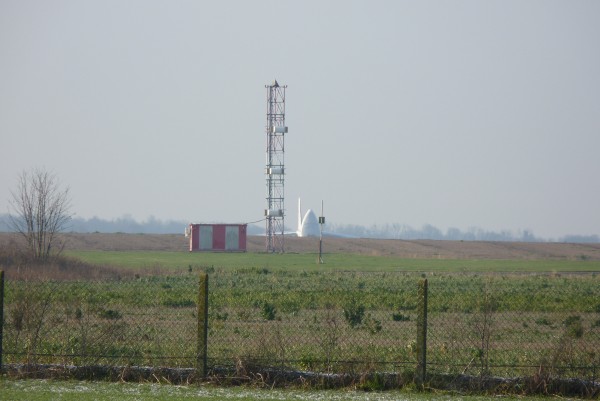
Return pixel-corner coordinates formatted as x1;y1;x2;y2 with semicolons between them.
264;80;288;253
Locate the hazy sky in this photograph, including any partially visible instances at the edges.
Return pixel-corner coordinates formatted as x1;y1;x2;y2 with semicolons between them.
1;0;599;239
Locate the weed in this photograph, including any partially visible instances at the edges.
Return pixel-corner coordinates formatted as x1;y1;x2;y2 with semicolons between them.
471;282;496;377
535;317;551;326
214;311;229;321
98;309;122;320
320;306;341;371
162;298;195;308
359;372;386;391
563;315;583;338
392;313;410;322
298;352;319;371
364;314;383;334
202;265;215;274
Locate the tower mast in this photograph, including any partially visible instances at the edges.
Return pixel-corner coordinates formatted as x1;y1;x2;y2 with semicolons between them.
265;80;288;253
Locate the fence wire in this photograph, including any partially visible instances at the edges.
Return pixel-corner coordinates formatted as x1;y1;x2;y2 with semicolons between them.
3;277;198;368
427;275;600;382
1;270;599;384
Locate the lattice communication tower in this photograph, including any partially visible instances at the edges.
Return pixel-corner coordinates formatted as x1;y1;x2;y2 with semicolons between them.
264;80;288;253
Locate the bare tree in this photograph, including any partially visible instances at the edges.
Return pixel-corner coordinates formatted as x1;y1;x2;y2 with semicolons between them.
8;168;72;261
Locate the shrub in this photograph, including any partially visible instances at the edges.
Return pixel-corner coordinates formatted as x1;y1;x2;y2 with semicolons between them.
344;299;365;328
261;302;277;321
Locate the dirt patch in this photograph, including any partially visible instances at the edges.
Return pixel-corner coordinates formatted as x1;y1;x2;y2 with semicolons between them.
248;236;600;260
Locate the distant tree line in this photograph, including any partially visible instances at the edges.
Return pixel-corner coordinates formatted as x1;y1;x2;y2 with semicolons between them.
69;215;189;235
0;214;264;235
1;214;597;242
325;222;600;243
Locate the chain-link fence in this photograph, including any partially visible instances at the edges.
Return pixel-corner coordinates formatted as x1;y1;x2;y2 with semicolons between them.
1;275;199;369
1;270;599;390
427;275;600;383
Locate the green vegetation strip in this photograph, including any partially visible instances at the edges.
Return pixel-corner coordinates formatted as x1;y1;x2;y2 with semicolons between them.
66;250;600;272
0;379;556;401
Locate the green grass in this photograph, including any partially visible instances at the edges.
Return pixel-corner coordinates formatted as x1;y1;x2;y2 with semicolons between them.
66;250;600;272
5;268;598;377
4;251;599;390
0;379;560;401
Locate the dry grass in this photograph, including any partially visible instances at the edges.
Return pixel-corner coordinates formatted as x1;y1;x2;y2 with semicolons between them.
0;236;131;280
272;236;600;260
1;232;599;260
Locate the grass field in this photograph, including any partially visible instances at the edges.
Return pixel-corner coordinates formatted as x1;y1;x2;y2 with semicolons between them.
66;250;600;272
2;242;599;397
4;260;599;379
0;379;562;401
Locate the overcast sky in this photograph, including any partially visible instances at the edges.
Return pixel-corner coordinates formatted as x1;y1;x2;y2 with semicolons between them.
1;0;599;239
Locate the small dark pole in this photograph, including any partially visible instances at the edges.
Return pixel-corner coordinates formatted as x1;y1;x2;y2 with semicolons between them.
317;200;325;264
197;273;209;377
416;278;428;389
0;271;4;371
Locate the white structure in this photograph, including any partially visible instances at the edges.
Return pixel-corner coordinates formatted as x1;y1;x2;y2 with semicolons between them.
297;198;320;237
294;198;352;238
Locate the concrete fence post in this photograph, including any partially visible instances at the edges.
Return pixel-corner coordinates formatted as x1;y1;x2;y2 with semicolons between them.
416;278;428;389
0;271;4;371
197;273;209;377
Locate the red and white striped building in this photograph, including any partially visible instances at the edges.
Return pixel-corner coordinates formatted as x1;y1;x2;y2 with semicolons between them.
186;224;247;252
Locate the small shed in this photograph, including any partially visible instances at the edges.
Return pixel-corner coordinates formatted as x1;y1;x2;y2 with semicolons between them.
186;223;247;252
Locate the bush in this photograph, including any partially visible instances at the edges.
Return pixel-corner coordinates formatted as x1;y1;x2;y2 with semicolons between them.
344;299;365;328
261;302;277;321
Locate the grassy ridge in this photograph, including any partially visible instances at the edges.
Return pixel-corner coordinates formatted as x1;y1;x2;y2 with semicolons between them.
66;250;600;272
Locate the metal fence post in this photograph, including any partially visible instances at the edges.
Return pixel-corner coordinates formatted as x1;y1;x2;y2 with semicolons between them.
416;278;428;389
0;271;4;372
197;273;208;377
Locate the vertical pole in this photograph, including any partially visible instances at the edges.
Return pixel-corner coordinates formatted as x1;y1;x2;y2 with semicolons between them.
416;278;428;389
0;271;4;371
197;273;208;377
317;200;324;264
